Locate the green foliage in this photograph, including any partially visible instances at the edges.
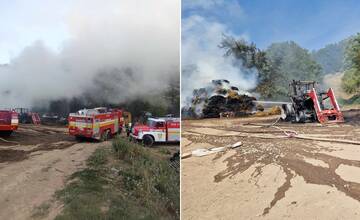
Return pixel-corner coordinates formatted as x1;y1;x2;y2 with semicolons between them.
55;149;111;220
163;74;180;116
112;137;179;218
122;99;168;119
220;36;264;69
87;148;108;168
311;39;348;74
342;68;360;94
265;41;322;99
112;137;150;163
54;144;180;220
220;35;280;99
55;140;179;220
220;36;322;100
31;202;51;218
342;33;360;95
338;94;360;105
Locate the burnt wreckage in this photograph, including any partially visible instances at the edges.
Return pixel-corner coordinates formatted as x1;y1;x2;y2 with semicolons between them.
183;80;256;118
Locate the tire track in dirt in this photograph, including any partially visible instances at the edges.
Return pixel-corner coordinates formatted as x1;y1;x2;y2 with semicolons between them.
0;141;108;220
0;141;77;163
184;125;360;216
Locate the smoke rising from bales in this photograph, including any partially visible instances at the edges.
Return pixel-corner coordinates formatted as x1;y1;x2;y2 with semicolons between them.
0;0;179;108
181;2;258;106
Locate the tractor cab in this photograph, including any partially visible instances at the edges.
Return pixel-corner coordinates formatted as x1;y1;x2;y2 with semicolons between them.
283;80;344;123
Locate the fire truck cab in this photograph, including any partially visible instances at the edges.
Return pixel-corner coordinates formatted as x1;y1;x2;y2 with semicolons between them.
130;117;180;147
0;110;19;136
68;107;125;141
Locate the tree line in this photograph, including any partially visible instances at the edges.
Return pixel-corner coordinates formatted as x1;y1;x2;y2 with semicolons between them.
220;34;359;102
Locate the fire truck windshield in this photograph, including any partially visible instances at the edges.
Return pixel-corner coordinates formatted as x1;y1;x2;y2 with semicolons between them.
147;120;165;128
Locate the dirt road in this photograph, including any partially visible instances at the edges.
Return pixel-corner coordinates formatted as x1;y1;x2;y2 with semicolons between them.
0;124;108;220
182;110;360;220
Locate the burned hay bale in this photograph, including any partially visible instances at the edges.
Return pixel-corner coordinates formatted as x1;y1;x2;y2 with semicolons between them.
182;79;256;118
203;95;227;118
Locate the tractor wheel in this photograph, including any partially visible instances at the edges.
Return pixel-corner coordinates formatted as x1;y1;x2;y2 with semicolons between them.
143;135;154;147
100;130;110;142
311;110;318;122
295;111;306;123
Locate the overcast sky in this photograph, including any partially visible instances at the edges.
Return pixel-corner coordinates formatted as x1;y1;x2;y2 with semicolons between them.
0;0;180;108
0;0;73;63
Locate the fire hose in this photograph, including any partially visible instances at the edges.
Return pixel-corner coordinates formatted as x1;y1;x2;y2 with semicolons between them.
246;116;360;145
186;117;360;145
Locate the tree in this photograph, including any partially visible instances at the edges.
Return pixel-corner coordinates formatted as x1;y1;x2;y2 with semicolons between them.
311;39;348;74
219;35;283;99
342;33;360;94
265;41;322;98
164;74;180;116
49;98;69;117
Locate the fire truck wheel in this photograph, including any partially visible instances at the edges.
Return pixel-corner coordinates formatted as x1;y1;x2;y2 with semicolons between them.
0;131;12;137
143;135;154;147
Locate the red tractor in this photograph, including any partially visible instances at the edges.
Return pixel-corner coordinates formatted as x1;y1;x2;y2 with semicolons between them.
281;80;344;123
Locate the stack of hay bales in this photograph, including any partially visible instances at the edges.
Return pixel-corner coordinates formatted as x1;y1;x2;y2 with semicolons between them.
183;79;256;118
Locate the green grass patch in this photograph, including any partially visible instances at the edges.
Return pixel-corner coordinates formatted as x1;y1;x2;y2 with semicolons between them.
159;148;172;155
55;139;179;220
339;94;360;106
112;137;179;218
31;202;51;219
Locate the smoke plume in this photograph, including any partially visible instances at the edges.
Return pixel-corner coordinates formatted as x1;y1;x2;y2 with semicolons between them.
181;1;258;107
0;0;179;109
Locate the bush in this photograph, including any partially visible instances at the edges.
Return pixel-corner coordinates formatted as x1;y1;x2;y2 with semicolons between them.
112;136;151;163
112;137;180;218
87;148;108;168
55;138;179;219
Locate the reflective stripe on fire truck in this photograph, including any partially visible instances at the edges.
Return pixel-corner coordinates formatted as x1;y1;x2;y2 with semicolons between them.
11;119;19;125
143;130;166;142
93;119;100;136
69;121;92;129
167;128;180;141
93;119;117;128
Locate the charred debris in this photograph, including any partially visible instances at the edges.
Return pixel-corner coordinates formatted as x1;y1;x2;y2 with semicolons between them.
182;79;256;118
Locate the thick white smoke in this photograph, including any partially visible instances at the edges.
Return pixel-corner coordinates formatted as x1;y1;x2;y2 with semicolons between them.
0;0;179;108
181;2;258;106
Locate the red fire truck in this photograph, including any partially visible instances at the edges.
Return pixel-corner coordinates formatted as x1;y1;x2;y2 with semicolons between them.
130;117;180;147
68;107;125;141
0;110;19;136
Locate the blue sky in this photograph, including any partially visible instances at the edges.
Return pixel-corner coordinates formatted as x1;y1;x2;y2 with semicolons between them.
182;0;360;50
